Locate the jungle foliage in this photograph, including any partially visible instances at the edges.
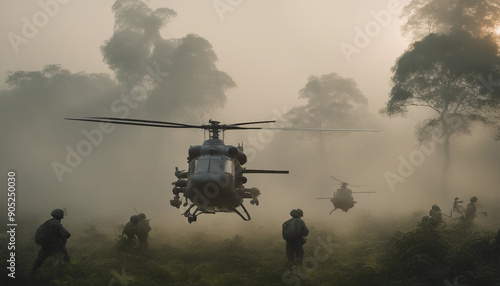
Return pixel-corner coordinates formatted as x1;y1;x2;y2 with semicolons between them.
2;216;500;286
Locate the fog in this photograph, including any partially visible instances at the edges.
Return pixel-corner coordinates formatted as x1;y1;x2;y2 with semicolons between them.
1;0;500;245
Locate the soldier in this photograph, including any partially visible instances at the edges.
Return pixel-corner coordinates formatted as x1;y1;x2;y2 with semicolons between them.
282;209;309;265
464;196;478;222
31;209;71;277
136;213;151;251
122;215;139;247
429;204;443;225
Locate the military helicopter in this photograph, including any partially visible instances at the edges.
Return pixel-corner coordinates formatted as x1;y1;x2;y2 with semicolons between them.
66;117;378;222
316;176;375;213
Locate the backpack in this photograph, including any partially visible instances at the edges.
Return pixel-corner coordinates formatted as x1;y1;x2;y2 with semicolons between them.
35;220;52;245
282;218;301;240
123;222;137;236
136;220;151;235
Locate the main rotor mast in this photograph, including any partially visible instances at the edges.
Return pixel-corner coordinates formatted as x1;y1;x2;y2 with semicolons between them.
206;120;223;139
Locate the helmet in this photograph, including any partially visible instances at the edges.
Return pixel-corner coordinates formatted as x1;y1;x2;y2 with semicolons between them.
51;209;64;219
290;209;304;218
138;213;147;220
470;196;478;202
130;215;139;223
296;209;304;217
432;204;439;209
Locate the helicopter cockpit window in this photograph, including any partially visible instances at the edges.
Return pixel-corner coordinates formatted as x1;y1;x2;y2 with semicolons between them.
194;158;210;173
224;160;234;173
193;156;234;174
211;157;225;172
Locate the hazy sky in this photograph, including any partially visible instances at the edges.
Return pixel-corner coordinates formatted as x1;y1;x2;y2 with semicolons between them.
1;0;410;115
1;0;499;232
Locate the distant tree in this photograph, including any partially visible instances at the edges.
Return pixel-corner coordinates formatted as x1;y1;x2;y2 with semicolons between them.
0;64;119;183
283;73;375;169
101;0;177;86
285;73;372;130
1;64;116;112
383;32;500;193
101;0;235;119
401;0;500;41
146;34;236;118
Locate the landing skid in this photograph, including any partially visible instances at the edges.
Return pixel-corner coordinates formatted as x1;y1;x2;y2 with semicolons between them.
233;203;251;221
329;208;337;215
182;203;252;223
182;204;215;223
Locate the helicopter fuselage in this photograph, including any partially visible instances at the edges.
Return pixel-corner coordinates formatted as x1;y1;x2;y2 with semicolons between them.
331;188;355;212
170;138;264;222
185;154;240;209
64;117;291;223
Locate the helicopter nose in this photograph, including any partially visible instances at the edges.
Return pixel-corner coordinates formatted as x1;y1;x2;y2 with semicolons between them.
187;173;233;199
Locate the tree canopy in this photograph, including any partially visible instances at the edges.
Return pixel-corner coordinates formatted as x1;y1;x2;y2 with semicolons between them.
285;73;372;130
401;0;500;40
101;0;235;119
386;32;500;142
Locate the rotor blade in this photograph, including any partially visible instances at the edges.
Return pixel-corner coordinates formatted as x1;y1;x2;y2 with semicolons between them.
330;176;343;183
227;120;276;126
243;169;289;174
350;184;369;188
88;117;200;128
319;184;336;187
220;125;380;132
261;127;380;132
316;197;333;199
351;191;376;194
224;126;263;130
65;117;201;129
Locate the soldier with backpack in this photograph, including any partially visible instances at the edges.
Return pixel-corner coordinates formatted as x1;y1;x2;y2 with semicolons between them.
122;215;139;248
282;209;309;265
429;204;443;225
31;209;71;277
136;213;151;251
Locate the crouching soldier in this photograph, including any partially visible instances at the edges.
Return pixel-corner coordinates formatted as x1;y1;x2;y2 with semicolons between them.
429;204;443;226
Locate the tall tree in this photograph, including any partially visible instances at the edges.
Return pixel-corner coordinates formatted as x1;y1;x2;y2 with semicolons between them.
101;0;177;86
401;0;500;41
390;0;500;194
284;73;374;168
285;73;371;130
384;32;500;193
101;0;235;120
